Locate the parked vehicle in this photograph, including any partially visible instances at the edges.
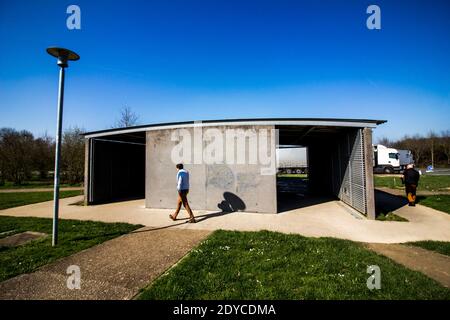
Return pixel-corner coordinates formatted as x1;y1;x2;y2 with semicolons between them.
373;144;401;174
276;146;308;174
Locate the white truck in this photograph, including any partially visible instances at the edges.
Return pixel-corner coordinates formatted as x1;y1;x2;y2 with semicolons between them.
373;144;401;173
276;146;308;174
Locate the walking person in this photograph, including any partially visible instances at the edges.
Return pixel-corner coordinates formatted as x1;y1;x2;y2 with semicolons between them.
402;163;420;206
169;163;196;223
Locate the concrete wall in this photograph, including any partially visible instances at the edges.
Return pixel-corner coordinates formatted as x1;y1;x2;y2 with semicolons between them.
145;125;277;213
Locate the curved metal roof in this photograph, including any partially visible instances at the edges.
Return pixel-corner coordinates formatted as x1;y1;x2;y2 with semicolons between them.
84;118;386;138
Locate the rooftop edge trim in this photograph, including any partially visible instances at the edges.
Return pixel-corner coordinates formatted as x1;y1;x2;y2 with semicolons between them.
83;118;387;138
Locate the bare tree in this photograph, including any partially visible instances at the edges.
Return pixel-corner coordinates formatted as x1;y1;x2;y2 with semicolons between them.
32;132;54;180
441;130;450;165
392;134;424;166
113;106;140;128
392;134;408;150
0;128;35;184
61;127;85;184
376;136;391;146
410;134;427;166
428;130;438;168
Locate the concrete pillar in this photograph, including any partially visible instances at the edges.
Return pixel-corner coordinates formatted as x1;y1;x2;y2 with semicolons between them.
83;138;90;206
363;128;376;219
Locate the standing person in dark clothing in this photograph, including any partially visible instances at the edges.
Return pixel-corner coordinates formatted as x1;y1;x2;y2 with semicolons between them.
402;164;420;206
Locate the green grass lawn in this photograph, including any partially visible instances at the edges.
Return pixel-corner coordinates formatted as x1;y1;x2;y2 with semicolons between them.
0;180;82;190
0;216;142;282
375;212;408;222
0;190;83;210
374;175;450;192
407;241;450;257
138;230;450;300
416;195;450;214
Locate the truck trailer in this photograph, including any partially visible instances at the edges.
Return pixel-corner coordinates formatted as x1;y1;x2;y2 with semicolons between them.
397;149;414;170
276;146;308;174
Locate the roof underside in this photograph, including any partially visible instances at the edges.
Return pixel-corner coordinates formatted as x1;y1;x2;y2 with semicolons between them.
84;118;386;139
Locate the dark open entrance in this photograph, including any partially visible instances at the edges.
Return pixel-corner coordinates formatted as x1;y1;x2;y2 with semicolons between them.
277;125;366;214
276;145;315;212
87;132;145;204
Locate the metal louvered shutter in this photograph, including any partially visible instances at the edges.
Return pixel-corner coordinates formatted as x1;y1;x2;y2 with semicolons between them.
339;133;351;205
338;129;367;214
350;129;366;213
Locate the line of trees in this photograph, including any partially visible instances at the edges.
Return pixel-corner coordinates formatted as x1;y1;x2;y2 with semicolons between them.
0;127;85;185
0;107;141;186
377;130;450;167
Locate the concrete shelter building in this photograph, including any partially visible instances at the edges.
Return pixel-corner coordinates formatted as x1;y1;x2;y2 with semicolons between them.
83;118;385;219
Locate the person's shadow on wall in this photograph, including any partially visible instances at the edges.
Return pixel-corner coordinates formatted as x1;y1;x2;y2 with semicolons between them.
195;192;246;222
218;192;246;212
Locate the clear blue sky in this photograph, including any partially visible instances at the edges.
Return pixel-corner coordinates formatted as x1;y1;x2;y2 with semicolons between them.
0;0;449;141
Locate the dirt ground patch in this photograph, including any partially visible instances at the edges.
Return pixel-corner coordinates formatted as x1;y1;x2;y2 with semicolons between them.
0;231;47;247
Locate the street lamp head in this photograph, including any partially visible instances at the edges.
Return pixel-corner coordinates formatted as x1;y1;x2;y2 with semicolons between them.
46;47;80;68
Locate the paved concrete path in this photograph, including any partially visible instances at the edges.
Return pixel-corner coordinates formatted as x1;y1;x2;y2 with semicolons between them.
0;228;210;300
377;186;450;196
366;243;450;288
1;193;450;243
0;187;83;193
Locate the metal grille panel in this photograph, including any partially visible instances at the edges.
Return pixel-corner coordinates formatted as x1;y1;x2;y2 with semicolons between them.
337;129;367;214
